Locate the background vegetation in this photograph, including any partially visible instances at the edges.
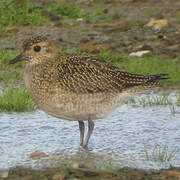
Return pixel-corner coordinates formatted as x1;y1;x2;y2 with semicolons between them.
0;0;179;112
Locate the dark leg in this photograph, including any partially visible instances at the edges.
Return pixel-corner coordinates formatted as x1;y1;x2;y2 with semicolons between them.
83;119;94;148
78;121;85;146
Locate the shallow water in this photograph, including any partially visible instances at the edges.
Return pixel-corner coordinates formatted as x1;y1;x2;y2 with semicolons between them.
0;90;179;170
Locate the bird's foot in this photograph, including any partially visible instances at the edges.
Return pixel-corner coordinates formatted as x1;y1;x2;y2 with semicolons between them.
79;144;92;151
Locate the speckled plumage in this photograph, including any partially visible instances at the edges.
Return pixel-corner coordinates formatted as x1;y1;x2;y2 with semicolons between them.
10;36;168;147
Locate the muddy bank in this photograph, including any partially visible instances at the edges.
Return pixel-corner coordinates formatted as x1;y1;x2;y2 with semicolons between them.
0;166;179;180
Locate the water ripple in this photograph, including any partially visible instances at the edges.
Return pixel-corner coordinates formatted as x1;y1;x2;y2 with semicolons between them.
0;91;179;169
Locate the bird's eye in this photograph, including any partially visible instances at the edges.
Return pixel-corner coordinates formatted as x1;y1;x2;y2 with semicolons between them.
33;46;41;52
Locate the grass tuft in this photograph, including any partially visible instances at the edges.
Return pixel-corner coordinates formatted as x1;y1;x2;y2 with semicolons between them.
0;50;24;85
144;144;179;162
177;92;180;106
0;50;21;70
0;0;45;30
46;2;86;19
0;86;36;112
137;96;172;107
128;94;180;115
86;5;104;23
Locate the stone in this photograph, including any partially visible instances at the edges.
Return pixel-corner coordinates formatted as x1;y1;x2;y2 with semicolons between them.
145;19;168;31
29;152;48;159
129;50;151;57
52;171;67;180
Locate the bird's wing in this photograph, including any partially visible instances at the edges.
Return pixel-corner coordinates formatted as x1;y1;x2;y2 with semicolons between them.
54;55;168;94
54;55;124;94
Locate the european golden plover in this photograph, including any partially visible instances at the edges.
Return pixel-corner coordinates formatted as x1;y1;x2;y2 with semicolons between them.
10;36;168;147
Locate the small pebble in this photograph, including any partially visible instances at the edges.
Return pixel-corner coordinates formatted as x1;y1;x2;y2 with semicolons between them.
72;163;80;169
129;50;151;57
29;152;48;159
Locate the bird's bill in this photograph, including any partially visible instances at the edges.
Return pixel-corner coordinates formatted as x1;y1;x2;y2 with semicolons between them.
9;54;23;64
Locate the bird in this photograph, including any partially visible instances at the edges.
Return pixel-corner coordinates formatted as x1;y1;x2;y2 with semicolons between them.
9;36;168;148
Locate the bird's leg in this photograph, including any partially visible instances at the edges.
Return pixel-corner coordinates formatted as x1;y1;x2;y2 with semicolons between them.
78;121;85;146
83;119;94;148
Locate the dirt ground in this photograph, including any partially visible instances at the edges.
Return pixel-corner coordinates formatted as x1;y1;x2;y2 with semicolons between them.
1;0;180;59
0;166;179;180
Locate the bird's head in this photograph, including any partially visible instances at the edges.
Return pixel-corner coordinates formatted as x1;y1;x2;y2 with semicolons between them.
10;36;57;65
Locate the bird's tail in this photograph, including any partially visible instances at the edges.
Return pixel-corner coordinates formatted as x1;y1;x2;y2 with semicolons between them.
118;72;169;88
